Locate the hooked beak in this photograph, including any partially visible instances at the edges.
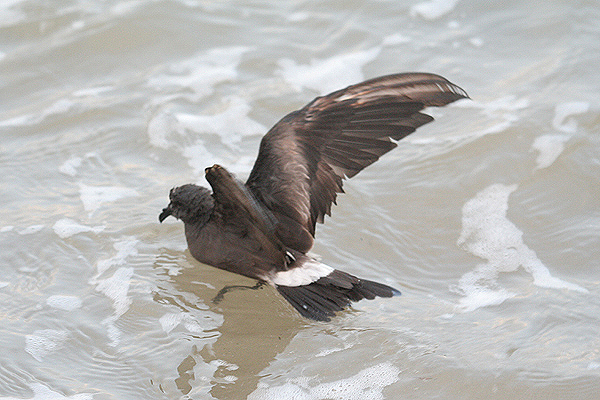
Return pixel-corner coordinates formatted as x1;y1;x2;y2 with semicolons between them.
158;204;172;223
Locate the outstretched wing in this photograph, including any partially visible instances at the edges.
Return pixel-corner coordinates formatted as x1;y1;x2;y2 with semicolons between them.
246;73;468;253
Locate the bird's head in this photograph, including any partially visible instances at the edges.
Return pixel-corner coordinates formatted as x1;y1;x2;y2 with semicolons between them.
159;184;214;225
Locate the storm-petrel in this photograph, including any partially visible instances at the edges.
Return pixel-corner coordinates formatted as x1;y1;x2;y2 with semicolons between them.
159;73;468;321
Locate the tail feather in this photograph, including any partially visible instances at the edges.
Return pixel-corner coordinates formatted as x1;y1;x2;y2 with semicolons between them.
276;269;400;321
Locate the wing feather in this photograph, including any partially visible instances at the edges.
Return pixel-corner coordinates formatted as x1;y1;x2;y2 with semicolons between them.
246;73;468;252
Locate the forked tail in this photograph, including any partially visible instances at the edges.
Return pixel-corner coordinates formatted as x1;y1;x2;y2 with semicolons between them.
276;269;400;321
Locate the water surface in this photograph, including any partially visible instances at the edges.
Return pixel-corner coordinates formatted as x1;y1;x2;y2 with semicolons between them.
1;0;599;399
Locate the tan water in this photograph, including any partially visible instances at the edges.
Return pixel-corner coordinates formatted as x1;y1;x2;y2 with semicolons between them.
1;0;599;399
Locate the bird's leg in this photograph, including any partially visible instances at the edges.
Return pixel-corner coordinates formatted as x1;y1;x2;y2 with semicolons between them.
212;280;266;304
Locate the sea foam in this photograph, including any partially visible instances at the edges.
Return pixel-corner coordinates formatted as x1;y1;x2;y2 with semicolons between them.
250;362;400;400
91;237;139;346
0;382;93;400
53;218;104;239
25;329;69;362
159;311;223;334
277;47;381;94
78;184;139;214
58;156;83;176
176;95;266;145
454;184;587;312
410;0;460;20
531;134;570;169
46;295;82;311
0;98;74;127
552;101;589;133
95;266;134;347
147;46;251;99
18;225;45;235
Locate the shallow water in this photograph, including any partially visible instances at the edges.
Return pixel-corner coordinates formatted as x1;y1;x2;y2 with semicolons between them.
1;0;599;399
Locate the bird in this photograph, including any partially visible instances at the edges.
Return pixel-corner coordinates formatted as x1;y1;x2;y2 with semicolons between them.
159;72;468;321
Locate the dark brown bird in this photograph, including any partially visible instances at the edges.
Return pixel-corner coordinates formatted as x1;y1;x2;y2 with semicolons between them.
159;73;468;321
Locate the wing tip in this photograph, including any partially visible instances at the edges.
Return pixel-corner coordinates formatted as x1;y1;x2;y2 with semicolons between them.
333;72;469;107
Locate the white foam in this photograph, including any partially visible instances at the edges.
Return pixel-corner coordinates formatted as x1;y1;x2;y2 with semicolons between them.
531;134;570;169
71;20;85;30
0;382;93;400
0;0;25;27
18;225;45;235
410;0;460;20
96;267;134;319
147;109;180;149
474;95;530;115
451;95;529;138
588;362;600;370
78;183;139;214
287;11;310;22
1;98;77;127
72;85;113;97
159;311;223;334
46;295;82;311
25;329;69;362
147;46;252;99
110;0;141;15
159;312;183;334
0;114;33;127
95;237;139;276
59;156;83;176
382;33;411;46
53;218;104;238
91;237;139;346
250;362;399;400
176;95;266;145
552;101;589;133
454;184;587;312
182;141;224;177
277;47;381;94
469;37;484;47
0;225;13;233
95;266;134;347
447;20;460;28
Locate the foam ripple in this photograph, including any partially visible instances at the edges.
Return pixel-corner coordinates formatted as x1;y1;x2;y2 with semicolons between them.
250;362;399;400
277;48;381;94
25;329;69;362
53;218;104;239
532;134;570;170
454;184;587;312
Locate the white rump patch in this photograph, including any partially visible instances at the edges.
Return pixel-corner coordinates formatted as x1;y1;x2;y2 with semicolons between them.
272;260;334;287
